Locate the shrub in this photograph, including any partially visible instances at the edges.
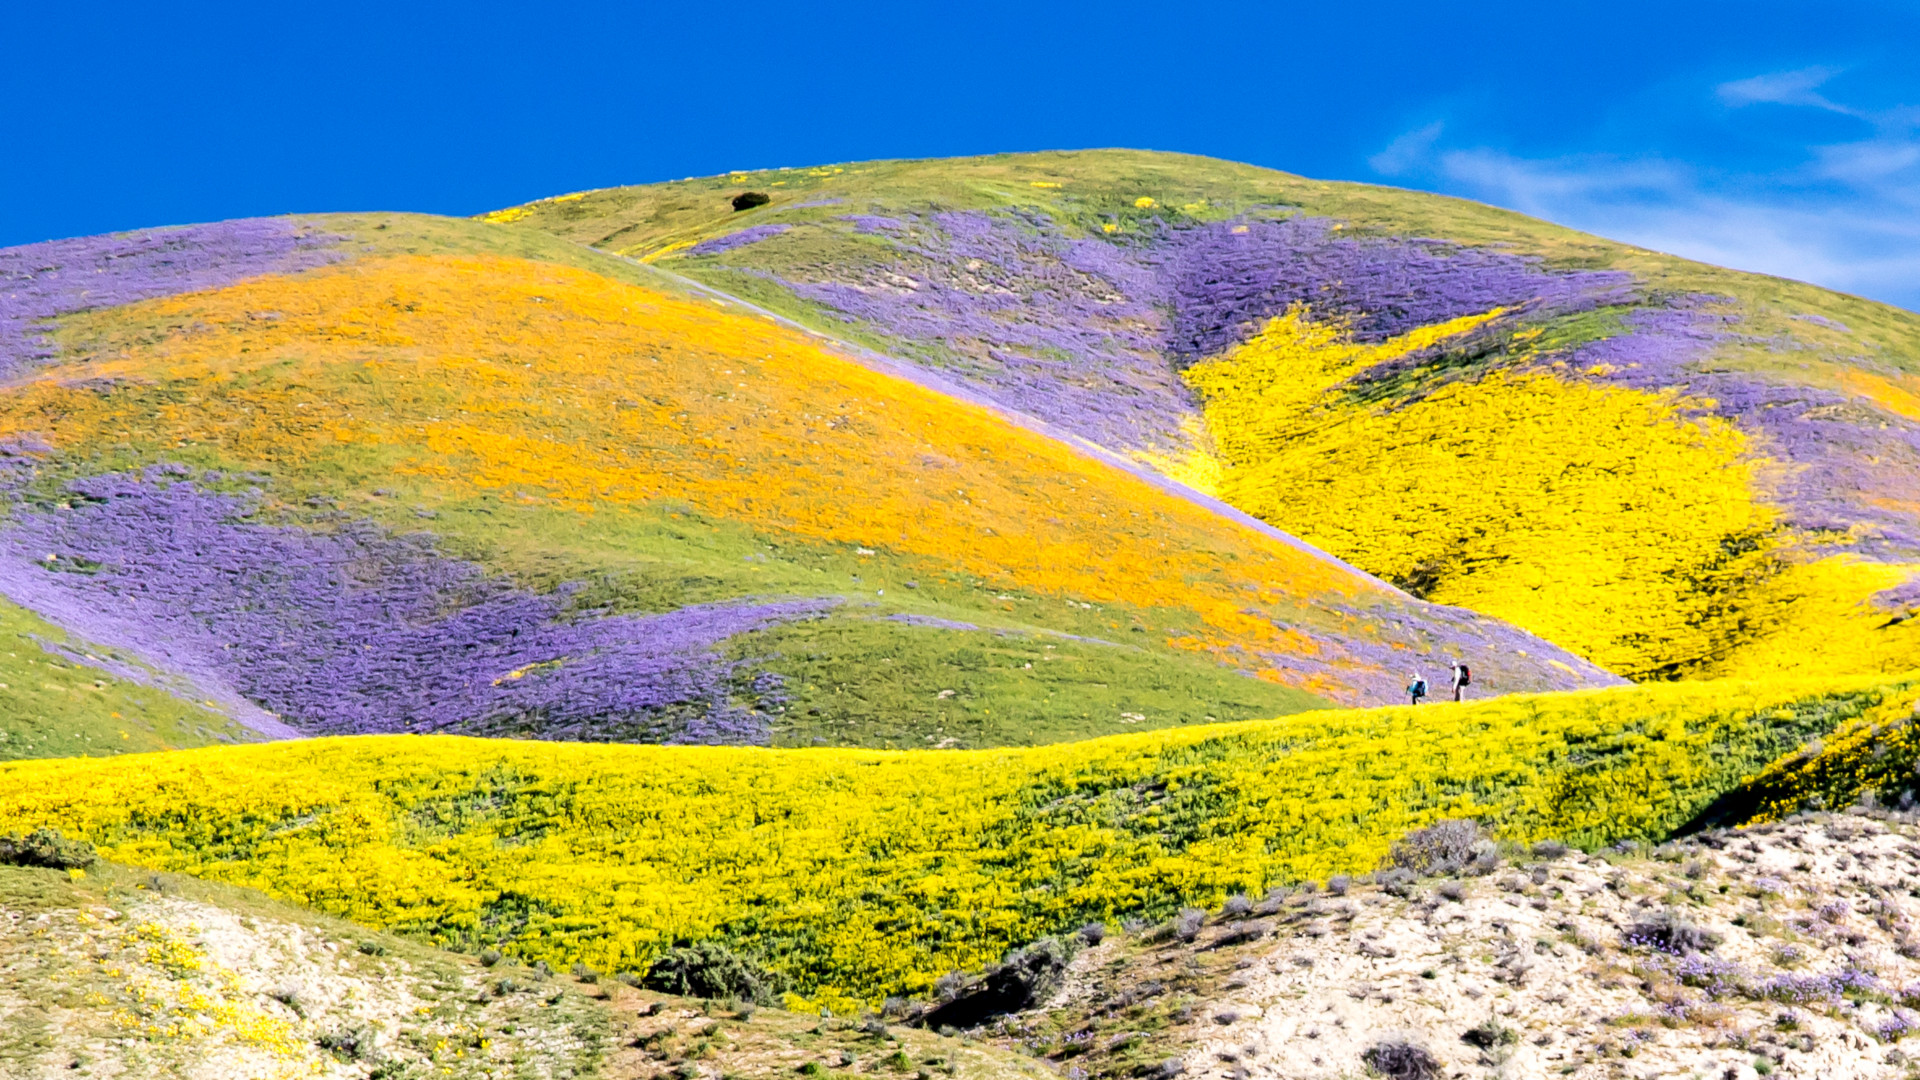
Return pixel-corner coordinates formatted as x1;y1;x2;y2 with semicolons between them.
1362;1039;1439;1080
1626;910;1721;955
268;983;306;1018
1530;840;1569;859
1385;820;1496;876
1219;894;1252;918
732;192;771;211
917;937;1072;1031
478;949;503;967
1076;922;1107;946
0;828;96;869
643;941;788;1005
1461;1018;1517;1049
1173;908;1205;942
1374;868;1418;897
316;1023;378;1062
571;962;600;983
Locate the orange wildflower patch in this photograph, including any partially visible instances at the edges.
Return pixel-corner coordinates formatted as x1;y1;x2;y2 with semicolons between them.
6;254;1413;693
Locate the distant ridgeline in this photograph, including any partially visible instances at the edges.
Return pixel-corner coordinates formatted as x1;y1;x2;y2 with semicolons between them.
490;150;1920;683
0;199;1614;756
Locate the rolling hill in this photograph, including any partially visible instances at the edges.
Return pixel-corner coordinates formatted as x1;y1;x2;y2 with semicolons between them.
4;673;1912;1007
5;148;1920;1076
488;150;1920;682
0;205;1613;755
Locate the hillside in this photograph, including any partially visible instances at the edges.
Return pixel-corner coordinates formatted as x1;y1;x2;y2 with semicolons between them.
0;209;1612;756
3;673;1914;1011
487;149;1920;682
1;856;1043;1080
979;809;1920;1080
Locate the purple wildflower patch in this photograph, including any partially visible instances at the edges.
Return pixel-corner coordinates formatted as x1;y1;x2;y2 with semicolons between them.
842;214;908;234
1151;216;1635;361
750;210;1634;455
0;473;834;744
781;209;1189;452
0;218;343;379
688;224;791;256
1571;298;1920;560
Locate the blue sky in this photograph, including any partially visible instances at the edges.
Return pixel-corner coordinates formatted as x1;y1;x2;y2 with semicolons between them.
6;1;1916;309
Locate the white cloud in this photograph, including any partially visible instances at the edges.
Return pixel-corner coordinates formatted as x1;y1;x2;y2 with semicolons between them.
1716;66;1855;114
1368;121;1444;177
1430;148;1920;307
1366;71;1920;310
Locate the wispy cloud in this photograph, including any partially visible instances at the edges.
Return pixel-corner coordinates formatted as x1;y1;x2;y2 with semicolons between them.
1716;66;1857;114
1368;121;1444;177
1368;70;1920;310
1430;148;1920;303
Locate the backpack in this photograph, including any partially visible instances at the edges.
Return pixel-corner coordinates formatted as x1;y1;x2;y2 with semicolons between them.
1409;678;1427;699
1458;664;1471;686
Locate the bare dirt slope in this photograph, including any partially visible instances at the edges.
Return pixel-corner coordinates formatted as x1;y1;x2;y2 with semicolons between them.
983;810;1920;1080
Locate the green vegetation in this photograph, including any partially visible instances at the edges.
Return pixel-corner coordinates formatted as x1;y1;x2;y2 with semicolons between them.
0;596;255;762
741;612;1326;748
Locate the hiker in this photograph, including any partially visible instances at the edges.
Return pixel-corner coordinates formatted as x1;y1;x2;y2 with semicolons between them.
1406;672;1428;706
1451;660;1471;702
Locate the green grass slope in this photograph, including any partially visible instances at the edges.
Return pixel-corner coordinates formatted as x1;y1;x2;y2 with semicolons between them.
0;596;254;762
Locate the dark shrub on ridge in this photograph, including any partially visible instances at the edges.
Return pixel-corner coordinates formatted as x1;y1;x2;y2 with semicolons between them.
0;828;96;870
641;940;788;1004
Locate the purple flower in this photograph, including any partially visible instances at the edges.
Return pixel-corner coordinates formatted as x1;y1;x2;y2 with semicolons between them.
0;472;834;744
0;218;343;379
688;225;790;256
1151;216;1635;360
1570;298;1920;563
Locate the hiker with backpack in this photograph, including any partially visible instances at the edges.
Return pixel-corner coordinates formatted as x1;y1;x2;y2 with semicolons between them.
1451;660;1471;702
1406;672;1428;706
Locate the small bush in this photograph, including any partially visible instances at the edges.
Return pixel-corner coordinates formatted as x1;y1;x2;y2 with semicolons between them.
268;983;306;1018
1531;839;1569;859
1626;910;1721;955
571;962;600;984
643;941;789;1005
1374;867;1418;897
1328;875;1351;896
917;937;1073;1030
1219;894;1252;918
1174;908;1205;942
1386;819;1499;877
1362;1039;1439;1080
1076;921;1107;946
732;192;771;211
1436;881;1466;902
1211;921;1268;947
316;1023;378;1062
357;940;388;956
1461;1018;1517;1049
0;828;96;870
478;948;504;967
